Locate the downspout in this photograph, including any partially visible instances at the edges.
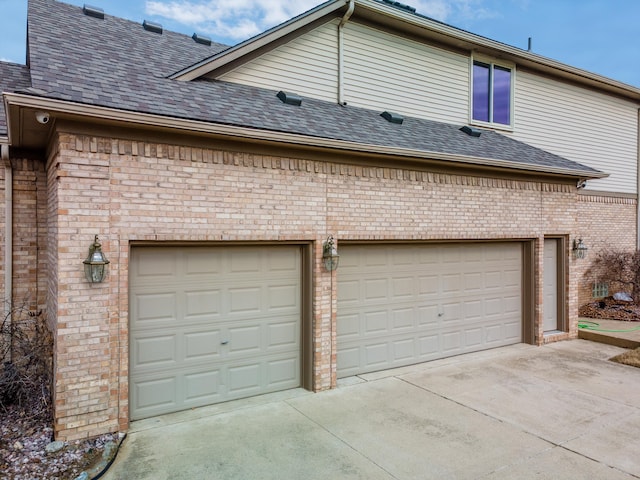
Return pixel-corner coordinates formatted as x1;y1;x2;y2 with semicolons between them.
338;0;355;106
2;144;12;359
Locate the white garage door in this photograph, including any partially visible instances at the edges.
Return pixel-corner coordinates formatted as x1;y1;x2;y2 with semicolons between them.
337;243;522;377
129;245;301;420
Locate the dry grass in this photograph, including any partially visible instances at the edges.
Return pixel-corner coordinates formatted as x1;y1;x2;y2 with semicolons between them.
610;347;640;368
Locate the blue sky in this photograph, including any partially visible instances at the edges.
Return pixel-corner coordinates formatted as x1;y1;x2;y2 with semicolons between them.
1;0;639;87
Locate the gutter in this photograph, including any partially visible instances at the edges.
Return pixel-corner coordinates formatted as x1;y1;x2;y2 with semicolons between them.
4;92;607;180
637;108;640;249
1;143;11;336
338;0;355;105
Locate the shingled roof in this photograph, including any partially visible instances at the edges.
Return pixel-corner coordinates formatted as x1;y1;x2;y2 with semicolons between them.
0;0;603;178
0;62;31;137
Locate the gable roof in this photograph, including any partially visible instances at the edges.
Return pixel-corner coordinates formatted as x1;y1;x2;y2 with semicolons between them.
171;0;640;102
1;0;606;180
0;62;31;138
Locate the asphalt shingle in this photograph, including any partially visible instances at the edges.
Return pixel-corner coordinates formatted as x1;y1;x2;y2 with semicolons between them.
0;62;32;136
2;0;602;177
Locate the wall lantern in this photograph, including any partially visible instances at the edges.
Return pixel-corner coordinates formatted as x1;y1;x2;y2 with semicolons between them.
83;235;110;283
323;236;339;271
573;238;588;260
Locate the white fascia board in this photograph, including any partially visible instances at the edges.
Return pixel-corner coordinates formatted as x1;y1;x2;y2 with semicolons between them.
171;0;346;81
4;92;607;179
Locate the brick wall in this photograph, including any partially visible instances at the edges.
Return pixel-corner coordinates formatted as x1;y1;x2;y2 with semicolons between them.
45;132;635;440
575;194;637;303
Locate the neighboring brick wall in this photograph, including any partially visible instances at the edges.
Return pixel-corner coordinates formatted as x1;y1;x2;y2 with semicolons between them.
0;164;4;311
575;194;637;304
0;156;48;328
12;158;47;313
47;132;634;440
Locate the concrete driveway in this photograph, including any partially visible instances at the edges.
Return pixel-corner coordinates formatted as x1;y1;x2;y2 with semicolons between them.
104;340;640;479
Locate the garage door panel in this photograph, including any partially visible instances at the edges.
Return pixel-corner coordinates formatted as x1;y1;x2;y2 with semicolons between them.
464;272;484;291
185;289;221;317
365;343;388;368
268;284;298;309
228;363;261;395
464;328;483;347
134;335;177;368
418;305;439;326
134;250;177;279
133;376;177;414
267;358;299;387
337;313;359;338
419;335;439;355
337;280;360;304
365;310;388;334
337;347;360;372
228;325;262;354
392;276;414;298
229;287;261;313
184;331;221;361
134;293;177;324
185;250;223;275
393;338;415;361
365;278;388;300
393;308;415;330
267;249;299;272
130;245;301;420
183;370;222;403
338;243;523;377
443;274;462;293
268;321;299;348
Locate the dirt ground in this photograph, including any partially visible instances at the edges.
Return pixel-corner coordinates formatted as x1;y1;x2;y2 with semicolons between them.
0;398;115;480
579;296;640;321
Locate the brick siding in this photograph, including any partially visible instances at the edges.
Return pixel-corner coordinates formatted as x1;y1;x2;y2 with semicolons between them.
4;132;636;440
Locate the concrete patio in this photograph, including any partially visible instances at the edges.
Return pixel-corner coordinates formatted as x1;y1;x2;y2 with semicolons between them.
103;340;640;479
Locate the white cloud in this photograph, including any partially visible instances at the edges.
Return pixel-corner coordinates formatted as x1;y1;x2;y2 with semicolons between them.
145;0;320;40
413;0;498;22
144;0;500;43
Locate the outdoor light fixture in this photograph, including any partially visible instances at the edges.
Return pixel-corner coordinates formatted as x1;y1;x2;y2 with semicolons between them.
83;235;110;283
323;236;339;271
573;238;588;260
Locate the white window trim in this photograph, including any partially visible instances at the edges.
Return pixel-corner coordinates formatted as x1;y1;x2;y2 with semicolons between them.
469;54;516;131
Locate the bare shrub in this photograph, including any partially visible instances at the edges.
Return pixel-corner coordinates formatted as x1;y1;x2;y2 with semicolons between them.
587;249;640;302
0;303;53;415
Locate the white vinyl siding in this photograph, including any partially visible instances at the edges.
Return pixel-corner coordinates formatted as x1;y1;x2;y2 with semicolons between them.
513;71;638;194
219;20;339;102
343;22;469;124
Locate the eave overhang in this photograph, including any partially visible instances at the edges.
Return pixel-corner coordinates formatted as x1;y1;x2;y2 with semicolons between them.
3;92;607;181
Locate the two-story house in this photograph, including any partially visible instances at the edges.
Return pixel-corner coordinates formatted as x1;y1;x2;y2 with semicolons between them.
1;0;639;440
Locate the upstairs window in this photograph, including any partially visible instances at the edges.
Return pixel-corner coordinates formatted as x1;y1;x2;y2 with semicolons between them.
472;60;512;126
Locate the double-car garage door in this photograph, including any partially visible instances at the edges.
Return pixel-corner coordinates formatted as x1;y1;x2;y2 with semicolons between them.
337;243;523;377
129;242;523;419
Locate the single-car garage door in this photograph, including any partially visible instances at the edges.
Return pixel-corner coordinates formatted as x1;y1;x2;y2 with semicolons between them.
129;245;301;420
337;243;522;377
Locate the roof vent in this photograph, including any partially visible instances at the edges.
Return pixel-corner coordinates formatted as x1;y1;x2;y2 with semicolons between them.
83;4;104;19
143;20;163;34
380;111;404;124
192;33;212;46
381;0;417;13
277;91;302;106
460;125;482;137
